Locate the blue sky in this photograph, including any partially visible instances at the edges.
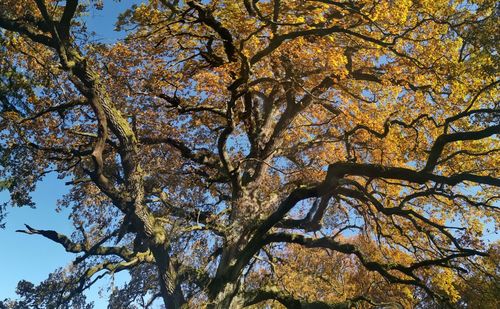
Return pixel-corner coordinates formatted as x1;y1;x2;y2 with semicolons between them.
0;1;141;307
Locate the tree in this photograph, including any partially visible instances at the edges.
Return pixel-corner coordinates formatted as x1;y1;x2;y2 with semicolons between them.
0;0;498;307
455;241;500;309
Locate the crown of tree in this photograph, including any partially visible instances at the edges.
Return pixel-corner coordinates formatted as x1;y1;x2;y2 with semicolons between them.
0;0;498;308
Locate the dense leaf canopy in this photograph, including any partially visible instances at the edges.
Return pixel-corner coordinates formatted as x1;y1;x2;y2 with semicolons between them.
0;0;499;308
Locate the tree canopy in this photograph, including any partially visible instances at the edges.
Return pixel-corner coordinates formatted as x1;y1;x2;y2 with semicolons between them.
0;0;499;308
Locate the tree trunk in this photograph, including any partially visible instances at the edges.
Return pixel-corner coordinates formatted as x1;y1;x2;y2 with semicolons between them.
152;245;185;308
206;191;262;307
207;282;245;309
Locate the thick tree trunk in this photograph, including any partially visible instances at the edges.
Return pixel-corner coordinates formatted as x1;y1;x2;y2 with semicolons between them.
206;190;265;308
207;243;239;305
207;282;245;309
207;232;252;307
152;245;185;308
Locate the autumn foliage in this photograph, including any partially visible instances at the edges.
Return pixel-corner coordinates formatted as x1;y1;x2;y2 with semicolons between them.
0;0;499;308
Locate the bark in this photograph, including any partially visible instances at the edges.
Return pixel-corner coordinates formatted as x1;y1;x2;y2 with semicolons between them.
151;245;185;308
207;282;244;309
207;204;253;307
207;234;245;308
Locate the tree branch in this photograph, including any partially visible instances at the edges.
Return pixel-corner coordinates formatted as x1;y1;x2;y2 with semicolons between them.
187;0;237;62
16;224;143;261
58;0;79;42
424;124;500;172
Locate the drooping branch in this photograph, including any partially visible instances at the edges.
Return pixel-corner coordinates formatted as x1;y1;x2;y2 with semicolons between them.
16;224;143;261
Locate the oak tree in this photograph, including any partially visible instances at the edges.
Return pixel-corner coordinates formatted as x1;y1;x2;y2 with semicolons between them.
0;0;499;308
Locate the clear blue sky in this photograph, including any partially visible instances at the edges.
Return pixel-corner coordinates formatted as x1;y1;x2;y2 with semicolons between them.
0;1;141;307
